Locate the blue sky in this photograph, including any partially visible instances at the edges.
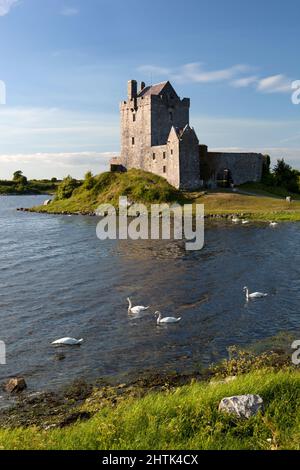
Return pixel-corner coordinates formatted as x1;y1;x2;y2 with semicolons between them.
0;0;299;178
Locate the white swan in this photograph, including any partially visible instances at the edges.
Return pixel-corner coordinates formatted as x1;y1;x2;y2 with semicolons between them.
52;337;83;346
243;287;268;301
242;220;249;225
270;222;278;227
127;298;149;315
155;311;181;325
232;217;240;223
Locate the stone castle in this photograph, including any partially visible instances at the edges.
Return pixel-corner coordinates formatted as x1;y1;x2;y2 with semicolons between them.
110;80;265;190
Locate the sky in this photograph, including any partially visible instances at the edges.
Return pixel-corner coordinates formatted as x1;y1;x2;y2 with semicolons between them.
0;0;300;179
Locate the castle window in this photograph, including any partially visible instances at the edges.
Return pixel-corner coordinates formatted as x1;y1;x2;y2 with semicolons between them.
152;153;156;160
163;152;166;159
132;137;135;145
170;149;173;155
163;166;166;174
133;114;136;122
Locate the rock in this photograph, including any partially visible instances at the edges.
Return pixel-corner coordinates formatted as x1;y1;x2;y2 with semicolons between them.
218;394;264;419
4;377;27;394
43;199;52;206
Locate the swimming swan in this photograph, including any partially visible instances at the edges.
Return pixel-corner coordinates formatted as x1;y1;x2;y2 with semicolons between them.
127;298;149;315
52;337;83;346
243;287;268;301
155;311;182;325
270;222;278;227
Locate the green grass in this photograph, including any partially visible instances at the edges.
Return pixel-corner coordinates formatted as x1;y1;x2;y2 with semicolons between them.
239;182;300;200
192;191;300;221
28;170;300;221
32;170;185;214
0;369;299;450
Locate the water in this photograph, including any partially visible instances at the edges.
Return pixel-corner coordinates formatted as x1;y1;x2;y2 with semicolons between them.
0;195;299;392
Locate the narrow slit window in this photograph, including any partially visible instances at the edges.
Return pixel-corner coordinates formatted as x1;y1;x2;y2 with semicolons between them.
163;166;166;174
153;153;156;160
132;137;135;145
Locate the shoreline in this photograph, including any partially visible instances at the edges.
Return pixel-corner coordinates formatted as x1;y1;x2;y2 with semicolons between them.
0;346;294;430
17;205;300;222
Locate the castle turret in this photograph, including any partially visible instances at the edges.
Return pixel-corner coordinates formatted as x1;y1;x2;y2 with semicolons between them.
139;81;146;93
127;80;137;101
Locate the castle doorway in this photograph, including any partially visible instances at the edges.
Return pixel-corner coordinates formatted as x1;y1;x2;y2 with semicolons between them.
216;168;233;188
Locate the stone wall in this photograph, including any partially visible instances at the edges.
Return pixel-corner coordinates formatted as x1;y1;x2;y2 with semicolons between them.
120;95;152;170
201;151;264;185
178;128;200;190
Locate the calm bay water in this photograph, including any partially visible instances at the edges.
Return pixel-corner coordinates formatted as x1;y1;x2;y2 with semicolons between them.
0;195;299;392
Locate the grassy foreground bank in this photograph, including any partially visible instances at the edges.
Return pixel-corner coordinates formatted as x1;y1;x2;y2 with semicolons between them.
0;368;299;450
26;170;300;221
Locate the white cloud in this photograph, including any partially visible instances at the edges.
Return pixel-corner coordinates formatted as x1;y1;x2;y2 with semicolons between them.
0;0;18;16
0;106;119;178
173;63;252;84
138;62;252;84
0;152;114;179
60;7;79;16
256;74;292;94
138;62;294;95
231;76;259;88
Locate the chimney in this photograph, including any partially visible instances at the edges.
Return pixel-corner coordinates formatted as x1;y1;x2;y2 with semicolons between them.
128;80;137;100
140;81;146;93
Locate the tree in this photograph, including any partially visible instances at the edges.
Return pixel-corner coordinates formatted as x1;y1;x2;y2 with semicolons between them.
56;176;78;200
273;159;299;192
261;155;273;184
13;170;27;185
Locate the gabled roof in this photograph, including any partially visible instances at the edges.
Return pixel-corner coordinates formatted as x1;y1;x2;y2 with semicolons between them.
168;124;199;142
138;81;178;98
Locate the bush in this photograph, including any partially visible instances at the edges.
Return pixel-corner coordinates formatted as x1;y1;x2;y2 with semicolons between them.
56;176;80;200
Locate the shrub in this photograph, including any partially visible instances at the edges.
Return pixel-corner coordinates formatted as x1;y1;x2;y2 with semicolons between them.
56;176;79;200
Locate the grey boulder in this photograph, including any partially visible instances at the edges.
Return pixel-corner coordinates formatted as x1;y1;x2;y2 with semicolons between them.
218;394;264;419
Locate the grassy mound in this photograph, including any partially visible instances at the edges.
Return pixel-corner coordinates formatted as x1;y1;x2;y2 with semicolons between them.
0;369;299;450
33;170;185;214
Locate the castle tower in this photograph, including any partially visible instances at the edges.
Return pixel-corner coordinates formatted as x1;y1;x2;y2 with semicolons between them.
118;80;201;190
